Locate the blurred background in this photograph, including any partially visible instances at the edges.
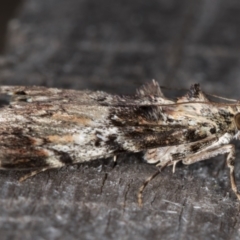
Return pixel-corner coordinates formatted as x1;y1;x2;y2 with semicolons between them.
1;0;240;95
0;0;22;54
1;1;240;239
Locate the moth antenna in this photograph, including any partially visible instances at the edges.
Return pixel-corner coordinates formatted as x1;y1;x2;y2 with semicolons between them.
161;84;238;103
205;93;238;102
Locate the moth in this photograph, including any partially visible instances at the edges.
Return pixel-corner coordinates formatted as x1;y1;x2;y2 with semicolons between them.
0;81;240;203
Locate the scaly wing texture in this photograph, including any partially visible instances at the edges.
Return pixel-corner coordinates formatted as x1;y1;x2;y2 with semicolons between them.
0;82;235;170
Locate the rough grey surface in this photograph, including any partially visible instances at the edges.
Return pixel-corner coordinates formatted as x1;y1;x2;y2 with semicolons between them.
0;0;240;239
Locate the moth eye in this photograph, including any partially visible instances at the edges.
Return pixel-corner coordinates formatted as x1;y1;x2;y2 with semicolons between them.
234;113;240;129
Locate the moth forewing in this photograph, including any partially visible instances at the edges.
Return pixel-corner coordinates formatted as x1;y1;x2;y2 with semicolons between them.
0;81;240;203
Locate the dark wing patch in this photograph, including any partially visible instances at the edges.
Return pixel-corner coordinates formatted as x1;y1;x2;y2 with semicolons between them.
0;147;50;169
0;128;66;169
122;125;210;151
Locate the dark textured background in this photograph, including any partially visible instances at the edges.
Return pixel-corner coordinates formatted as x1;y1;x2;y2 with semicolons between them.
0;0;240;239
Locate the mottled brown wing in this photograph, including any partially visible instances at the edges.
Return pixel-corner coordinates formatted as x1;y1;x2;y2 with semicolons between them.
0;83;224;170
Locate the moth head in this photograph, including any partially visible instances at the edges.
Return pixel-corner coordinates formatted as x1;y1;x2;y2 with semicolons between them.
234;113;240;130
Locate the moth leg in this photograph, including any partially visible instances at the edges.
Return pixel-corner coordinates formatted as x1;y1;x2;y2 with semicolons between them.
172;160;180;173
19;168;50;182
138;161;170;207
138;170;160;207
226;148;240;200
182;144;240;200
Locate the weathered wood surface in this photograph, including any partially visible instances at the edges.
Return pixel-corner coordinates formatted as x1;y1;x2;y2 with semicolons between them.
0;0;240;239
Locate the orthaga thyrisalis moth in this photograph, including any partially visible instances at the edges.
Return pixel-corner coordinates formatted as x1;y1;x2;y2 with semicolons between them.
0;80;240;203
